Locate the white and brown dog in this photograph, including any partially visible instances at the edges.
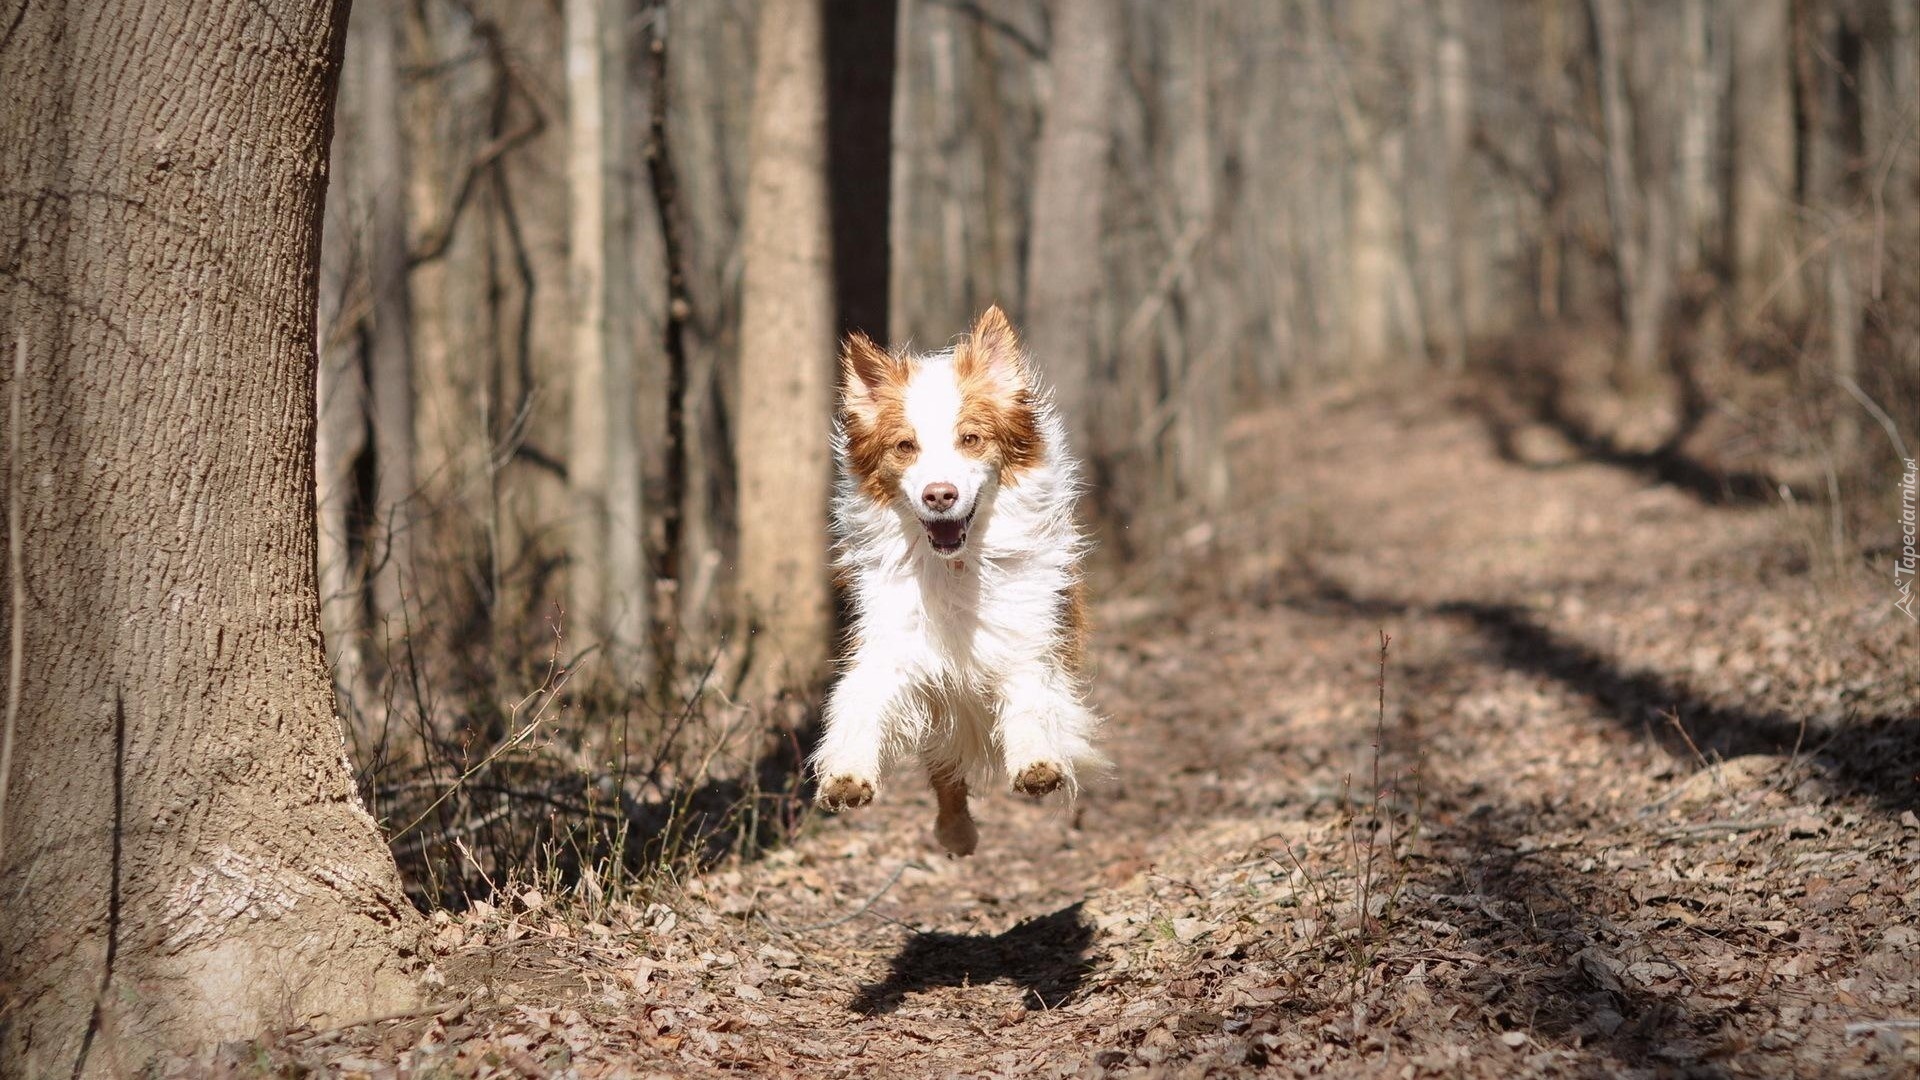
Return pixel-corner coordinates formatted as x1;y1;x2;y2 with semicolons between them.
811;306;1105;857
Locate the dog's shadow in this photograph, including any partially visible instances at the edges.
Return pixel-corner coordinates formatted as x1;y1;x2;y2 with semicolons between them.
850;901;1097;1015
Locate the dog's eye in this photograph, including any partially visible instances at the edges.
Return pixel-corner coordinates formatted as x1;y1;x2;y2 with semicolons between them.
895;438;917;454
959;433;981;448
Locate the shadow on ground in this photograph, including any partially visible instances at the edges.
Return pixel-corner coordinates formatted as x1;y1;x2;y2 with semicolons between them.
851;902;1097;1016
1465;340;1793;506
1264;568;1917;814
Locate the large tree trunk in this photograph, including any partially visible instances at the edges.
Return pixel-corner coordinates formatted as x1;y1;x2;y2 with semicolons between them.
736;0;835;696
566;0;649;668
1024;0;1118;455
0;1;419;1072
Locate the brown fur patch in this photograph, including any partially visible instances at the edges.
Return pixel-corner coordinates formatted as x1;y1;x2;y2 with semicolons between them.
953;306;1043;484
1052;579;1089;677
840;332;919;503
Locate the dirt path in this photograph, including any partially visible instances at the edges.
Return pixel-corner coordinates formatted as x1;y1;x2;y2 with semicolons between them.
289;386;1919;1079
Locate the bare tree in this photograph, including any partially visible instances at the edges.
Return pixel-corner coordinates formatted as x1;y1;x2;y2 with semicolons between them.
1675;0;1724;277
317;92;374;726
0;0;418;1069
1401;0;1477;370
660;0;755;667
1318;0;1425;370
1729;0;1804;325
1589;0;1676;380
736;0;835;695
566;0;649;668
1025;0;1119;453
359;0;422;637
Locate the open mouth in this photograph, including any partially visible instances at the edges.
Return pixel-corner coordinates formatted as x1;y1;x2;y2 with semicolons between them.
922;510;974;555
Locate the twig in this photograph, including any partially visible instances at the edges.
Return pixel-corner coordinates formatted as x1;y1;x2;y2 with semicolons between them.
1664;708;1714;774
452;835;500;898
924;0;1046;59
1836;374;1911;463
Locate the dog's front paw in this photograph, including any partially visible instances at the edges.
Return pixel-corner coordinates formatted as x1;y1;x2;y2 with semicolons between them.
1011;761;1065;798
816;774;876;811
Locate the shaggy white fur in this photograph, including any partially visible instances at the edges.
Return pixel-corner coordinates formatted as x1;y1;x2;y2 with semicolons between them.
810;314;1106;856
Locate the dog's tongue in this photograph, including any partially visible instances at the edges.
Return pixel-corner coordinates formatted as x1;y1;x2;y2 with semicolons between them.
926;518;967;550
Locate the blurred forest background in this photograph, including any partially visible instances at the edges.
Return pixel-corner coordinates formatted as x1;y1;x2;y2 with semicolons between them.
313;0;1917;902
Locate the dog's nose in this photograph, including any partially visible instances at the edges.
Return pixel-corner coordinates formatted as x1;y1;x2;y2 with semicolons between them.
922;483;959;513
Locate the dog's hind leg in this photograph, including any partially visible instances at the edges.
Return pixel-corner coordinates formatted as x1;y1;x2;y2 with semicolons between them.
929;767;978;857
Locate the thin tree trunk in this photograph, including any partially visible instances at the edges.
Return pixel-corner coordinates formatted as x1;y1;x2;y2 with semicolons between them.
736;0;835;696
1589;0;1672;379
1676;0;1722;276
663;0;751;667
1537;0;1569;320
1024;0;1119;455
359;0;420;636
1408;0;1466;369
1589;0;1644;325
0;1;419;1069
1729;0;1804;325
316;118;375;733
1167;2;1230;512
566;0;649;668
1319;0;1422;369
1437;0;1485;342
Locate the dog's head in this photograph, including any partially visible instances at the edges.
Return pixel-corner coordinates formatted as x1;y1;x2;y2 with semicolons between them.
839;306;1043;559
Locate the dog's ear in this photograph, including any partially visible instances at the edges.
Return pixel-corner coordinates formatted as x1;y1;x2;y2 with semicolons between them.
958;304;1029;400
840;331;895;426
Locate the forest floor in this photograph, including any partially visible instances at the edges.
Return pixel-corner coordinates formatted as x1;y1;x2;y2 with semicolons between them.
269;380;1919;1079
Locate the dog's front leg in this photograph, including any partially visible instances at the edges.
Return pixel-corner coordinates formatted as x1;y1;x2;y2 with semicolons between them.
997;663;1103;798
813;655;919;810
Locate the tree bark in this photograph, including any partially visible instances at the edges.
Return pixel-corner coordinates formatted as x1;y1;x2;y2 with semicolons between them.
0;1;420;1072
566;0;649;668
358;0;421;638
661;0;753;667
1436;0;1486;341
1676;0;1723;276
1408;0;1467;369
1589;0;1674;380
316;98;374;733
736;0;835;696
1024;0;1118;455
1323;0;1424;370
1729;0;1804;325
